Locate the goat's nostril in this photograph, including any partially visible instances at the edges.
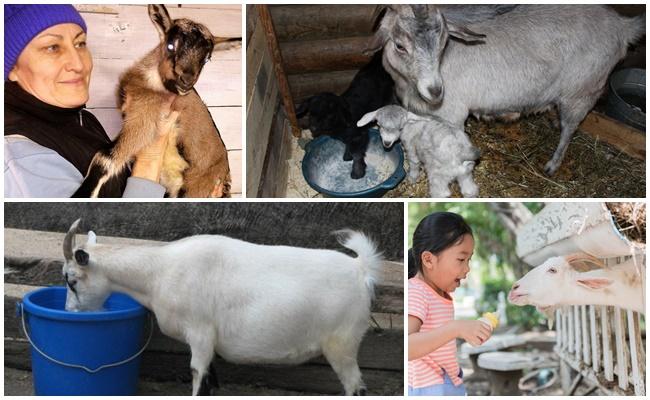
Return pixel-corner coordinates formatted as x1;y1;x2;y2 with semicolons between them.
428;86;442;99
512;283;520;290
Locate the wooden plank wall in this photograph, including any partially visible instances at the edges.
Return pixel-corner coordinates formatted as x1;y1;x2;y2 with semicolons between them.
270;5;376;105
554;256;646;396
78;4;242;196
246;8;280;196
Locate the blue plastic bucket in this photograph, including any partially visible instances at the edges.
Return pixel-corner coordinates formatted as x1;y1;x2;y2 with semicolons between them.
19;286;149;395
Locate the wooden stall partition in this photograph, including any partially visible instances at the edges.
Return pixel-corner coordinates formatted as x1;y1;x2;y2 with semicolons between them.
246;9;280;196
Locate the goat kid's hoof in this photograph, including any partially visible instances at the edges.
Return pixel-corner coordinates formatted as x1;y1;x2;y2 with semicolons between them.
350;161;367;180
350;168;366;180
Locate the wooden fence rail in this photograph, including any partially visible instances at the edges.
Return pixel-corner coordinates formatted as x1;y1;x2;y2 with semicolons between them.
555;257;645;396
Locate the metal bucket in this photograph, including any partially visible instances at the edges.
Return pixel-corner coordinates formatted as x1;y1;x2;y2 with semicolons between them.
605;68;645;132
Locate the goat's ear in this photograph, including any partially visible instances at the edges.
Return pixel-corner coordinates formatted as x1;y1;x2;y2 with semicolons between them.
447;18;486;43
74;249;90;266
212;36;242;52
441;8;486;44
576;277;613;290
357;110;378;127
149;4;173;40
87;231;97;245
364;31;387;56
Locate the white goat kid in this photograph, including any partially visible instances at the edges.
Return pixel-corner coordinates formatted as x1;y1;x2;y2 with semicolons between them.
358;105;480;198
508;253;645;322
61;219;383;396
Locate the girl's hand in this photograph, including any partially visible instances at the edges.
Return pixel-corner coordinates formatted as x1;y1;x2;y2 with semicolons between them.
456;320;493;347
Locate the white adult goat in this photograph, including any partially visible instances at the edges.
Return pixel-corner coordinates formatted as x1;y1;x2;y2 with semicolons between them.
508;253;645;322
61;219;383;395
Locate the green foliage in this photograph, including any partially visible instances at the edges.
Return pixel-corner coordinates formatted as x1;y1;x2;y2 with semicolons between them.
475;277;545;329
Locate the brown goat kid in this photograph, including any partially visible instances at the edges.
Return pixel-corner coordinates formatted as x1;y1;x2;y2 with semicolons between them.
74;4;238;197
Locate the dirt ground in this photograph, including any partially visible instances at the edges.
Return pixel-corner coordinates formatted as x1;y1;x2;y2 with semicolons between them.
287;113;645;198
4;367;312;396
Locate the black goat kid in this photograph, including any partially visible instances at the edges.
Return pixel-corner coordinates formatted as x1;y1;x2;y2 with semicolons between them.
296;51;394;179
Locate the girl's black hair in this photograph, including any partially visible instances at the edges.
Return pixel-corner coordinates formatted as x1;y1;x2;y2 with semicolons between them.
408;212;473;278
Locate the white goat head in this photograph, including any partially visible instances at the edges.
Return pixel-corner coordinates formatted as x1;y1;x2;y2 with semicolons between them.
357;105;409;148
61;219;110;311
509;253;645;319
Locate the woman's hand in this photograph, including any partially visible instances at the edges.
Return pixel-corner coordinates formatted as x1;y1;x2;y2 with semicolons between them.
455;320;493;347
131;96;179;182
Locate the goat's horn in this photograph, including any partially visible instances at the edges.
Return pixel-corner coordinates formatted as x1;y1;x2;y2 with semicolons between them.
63;219;82;260
565;253;605;268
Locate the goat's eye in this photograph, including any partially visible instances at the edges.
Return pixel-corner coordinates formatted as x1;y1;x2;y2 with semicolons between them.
394;42;407;53
548;267;557;274
204;57;211;65
167;43;175;52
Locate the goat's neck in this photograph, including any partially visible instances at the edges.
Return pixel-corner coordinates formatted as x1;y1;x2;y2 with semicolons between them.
138;46;167;93
92;244;161;308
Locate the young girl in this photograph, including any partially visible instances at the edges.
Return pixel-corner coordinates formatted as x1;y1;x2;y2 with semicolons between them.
408;212;493;396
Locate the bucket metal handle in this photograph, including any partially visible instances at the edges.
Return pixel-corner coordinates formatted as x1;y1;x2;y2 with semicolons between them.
19;302;154;374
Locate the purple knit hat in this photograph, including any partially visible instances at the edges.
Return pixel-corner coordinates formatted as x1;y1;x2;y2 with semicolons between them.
5;4;87;81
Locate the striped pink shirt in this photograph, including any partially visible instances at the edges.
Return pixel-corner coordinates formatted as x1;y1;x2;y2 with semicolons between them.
408;277;462;388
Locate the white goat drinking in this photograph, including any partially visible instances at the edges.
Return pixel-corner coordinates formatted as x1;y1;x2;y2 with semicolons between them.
508;253;645;323
358;105;480;198
61;219;383;395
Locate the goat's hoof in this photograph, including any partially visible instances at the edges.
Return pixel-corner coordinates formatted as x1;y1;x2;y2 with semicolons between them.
353;387;368;396
543;161;559;176
350;163;366;179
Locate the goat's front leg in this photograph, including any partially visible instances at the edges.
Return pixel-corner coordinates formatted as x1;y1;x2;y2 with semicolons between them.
457;161;479;198
403;141;420;184
188;335;216;396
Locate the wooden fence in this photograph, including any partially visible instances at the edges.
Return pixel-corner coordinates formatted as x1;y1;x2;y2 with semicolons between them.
554;257;645;396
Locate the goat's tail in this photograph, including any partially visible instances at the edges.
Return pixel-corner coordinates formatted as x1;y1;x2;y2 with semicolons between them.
626;13;645;44
334;230;384;298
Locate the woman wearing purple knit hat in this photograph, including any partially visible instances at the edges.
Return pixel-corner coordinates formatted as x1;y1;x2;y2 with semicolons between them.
4;4;175;197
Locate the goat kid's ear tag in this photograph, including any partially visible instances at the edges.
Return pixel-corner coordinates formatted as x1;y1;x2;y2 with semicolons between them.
87;231;97;245
75;249;90;266
576;277;613;290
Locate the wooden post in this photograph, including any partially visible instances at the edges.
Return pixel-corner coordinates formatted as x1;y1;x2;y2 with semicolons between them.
581;305;590;365
627;310;645;396
567;307;574;354
256;5;301;138
574;305;581;358
590;306;600;372
602;306;614;381
613;307;628;390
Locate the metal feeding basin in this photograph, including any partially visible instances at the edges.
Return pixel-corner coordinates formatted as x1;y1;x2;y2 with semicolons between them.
605;68;645;132
302;129;405;197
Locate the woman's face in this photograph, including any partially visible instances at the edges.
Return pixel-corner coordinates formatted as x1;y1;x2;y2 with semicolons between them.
9;23;92;108
421;233;474;294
